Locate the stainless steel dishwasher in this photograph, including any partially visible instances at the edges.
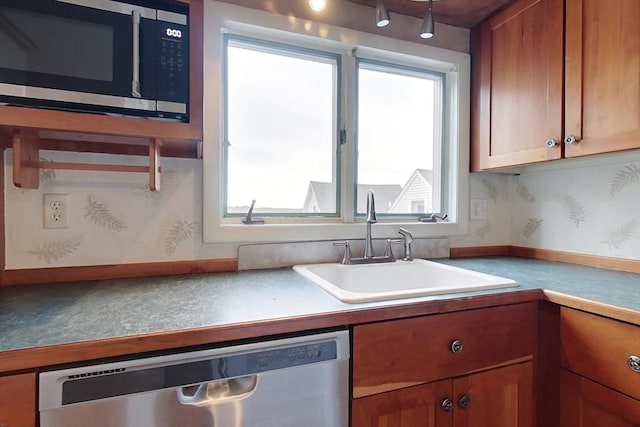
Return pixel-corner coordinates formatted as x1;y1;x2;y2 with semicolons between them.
39;330;349;427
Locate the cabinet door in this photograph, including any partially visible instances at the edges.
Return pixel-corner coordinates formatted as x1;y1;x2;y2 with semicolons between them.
560;370;640;426
471;0;564;170
0;373;36;427
352;380;453;427
453;362;534;427
564;0;640;157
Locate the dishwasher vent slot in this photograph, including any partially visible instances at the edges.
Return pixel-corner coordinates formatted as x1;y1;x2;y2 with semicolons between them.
68;368;126;380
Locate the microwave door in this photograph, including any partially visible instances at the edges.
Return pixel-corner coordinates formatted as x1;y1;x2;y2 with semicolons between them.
0;0;156;114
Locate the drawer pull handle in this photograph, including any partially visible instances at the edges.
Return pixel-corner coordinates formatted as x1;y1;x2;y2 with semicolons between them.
441;397;453;412
629;355;640;373
459;395;471;409
451;339;464;354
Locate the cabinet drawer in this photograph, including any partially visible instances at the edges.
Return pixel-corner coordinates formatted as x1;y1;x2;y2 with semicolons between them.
561;307;640;401
353;303;536;398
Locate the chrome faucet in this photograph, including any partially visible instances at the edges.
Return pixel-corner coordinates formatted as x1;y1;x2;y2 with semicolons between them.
332;191;416;265
364;190;377;258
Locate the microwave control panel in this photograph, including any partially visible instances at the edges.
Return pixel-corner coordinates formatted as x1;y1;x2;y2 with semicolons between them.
157;20;189;103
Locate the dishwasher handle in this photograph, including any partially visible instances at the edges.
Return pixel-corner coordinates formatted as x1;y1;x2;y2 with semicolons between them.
177;375;258;406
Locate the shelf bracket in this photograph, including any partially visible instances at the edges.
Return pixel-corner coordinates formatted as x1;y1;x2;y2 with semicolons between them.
12;129;39;189
12;129;163;191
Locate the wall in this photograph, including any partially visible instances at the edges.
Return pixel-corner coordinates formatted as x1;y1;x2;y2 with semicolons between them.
452;153;640;261
4;150;507;269
2;0;471;271
4;2;639;271
507;156;640;260
6;151;640;270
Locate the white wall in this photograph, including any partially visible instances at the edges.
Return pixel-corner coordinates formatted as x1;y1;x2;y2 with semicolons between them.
6;150;640;269
4;1;639;270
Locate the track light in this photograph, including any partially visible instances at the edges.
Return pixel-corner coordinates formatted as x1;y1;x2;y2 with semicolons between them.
419;0;435;39
308;0;326;12
376;0;390;28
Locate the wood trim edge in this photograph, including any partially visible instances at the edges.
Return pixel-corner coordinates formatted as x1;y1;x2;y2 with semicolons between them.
450;245;511;258
1;258;238;286
508;246;640;273
452;245;640;274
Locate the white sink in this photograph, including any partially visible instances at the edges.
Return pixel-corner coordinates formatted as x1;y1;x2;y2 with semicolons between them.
293;259;517;303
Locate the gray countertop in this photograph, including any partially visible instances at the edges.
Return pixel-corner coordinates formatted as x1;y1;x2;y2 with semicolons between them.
1;256;639;356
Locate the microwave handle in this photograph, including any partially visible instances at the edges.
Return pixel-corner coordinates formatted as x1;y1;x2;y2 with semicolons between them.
131;10;141;98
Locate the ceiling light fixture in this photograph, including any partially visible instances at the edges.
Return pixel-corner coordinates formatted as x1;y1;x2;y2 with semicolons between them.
376;0;391;27
308;0;327;12
419;0;435;39
375;0;439;39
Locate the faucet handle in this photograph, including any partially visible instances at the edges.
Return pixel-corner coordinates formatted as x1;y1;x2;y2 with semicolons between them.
384;238;404;259
333;241;352;265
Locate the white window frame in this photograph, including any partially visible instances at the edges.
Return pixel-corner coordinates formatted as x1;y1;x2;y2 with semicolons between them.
202;1;470;244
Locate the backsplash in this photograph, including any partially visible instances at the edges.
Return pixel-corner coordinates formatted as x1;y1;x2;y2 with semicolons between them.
4;150;640;270
4;150;237;269
508;158;640;259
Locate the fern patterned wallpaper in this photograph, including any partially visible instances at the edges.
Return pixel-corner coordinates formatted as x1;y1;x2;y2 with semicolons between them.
506;159;640;258
4;150;237;270
3;149;640;270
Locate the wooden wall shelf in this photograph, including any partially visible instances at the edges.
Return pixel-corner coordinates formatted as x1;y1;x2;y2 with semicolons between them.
0;0;204;165
12;129;165;191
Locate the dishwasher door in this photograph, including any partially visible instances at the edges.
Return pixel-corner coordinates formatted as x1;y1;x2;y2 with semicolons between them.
39;330;349;427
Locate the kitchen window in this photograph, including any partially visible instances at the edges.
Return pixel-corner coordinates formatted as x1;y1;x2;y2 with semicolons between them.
202;1;470;243
224;35;340;217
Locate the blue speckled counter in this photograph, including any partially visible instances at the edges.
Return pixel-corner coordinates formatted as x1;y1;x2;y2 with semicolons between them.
438;257;640;315
1;256;639;373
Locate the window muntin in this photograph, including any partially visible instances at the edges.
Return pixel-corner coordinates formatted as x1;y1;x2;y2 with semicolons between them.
224;35;340;217
355;60;444;216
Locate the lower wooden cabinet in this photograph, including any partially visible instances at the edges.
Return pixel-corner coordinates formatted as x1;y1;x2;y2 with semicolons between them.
352;362;534;427
560;370;640;426
0;372;36;427
352;379;453;426
351;303;536;426
560;307;640;426
453;362;533;427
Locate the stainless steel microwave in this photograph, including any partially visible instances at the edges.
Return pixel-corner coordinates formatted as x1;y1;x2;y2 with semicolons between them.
0;0;189;122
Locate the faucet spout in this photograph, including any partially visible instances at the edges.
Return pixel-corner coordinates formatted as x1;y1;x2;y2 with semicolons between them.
364;190;377;258
366;190;377;224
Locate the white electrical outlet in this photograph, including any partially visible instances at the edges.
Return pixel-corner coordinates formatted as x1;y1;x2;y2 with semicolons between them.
43;193;70;229
470;198;488;220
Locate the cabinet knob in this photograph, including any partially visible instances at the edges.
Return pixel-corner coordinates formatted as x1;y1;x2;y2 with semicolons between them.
546;138;558;148
441;397;453;412
459;395;471;409
564;135;579;145
628;355;640;373
450;339;464;354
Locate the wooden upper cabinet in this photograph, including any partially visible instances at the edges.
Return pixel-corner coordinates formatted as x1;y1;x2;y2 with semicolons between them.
472;0;640;170
564;0;640;157
471;0;564;171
